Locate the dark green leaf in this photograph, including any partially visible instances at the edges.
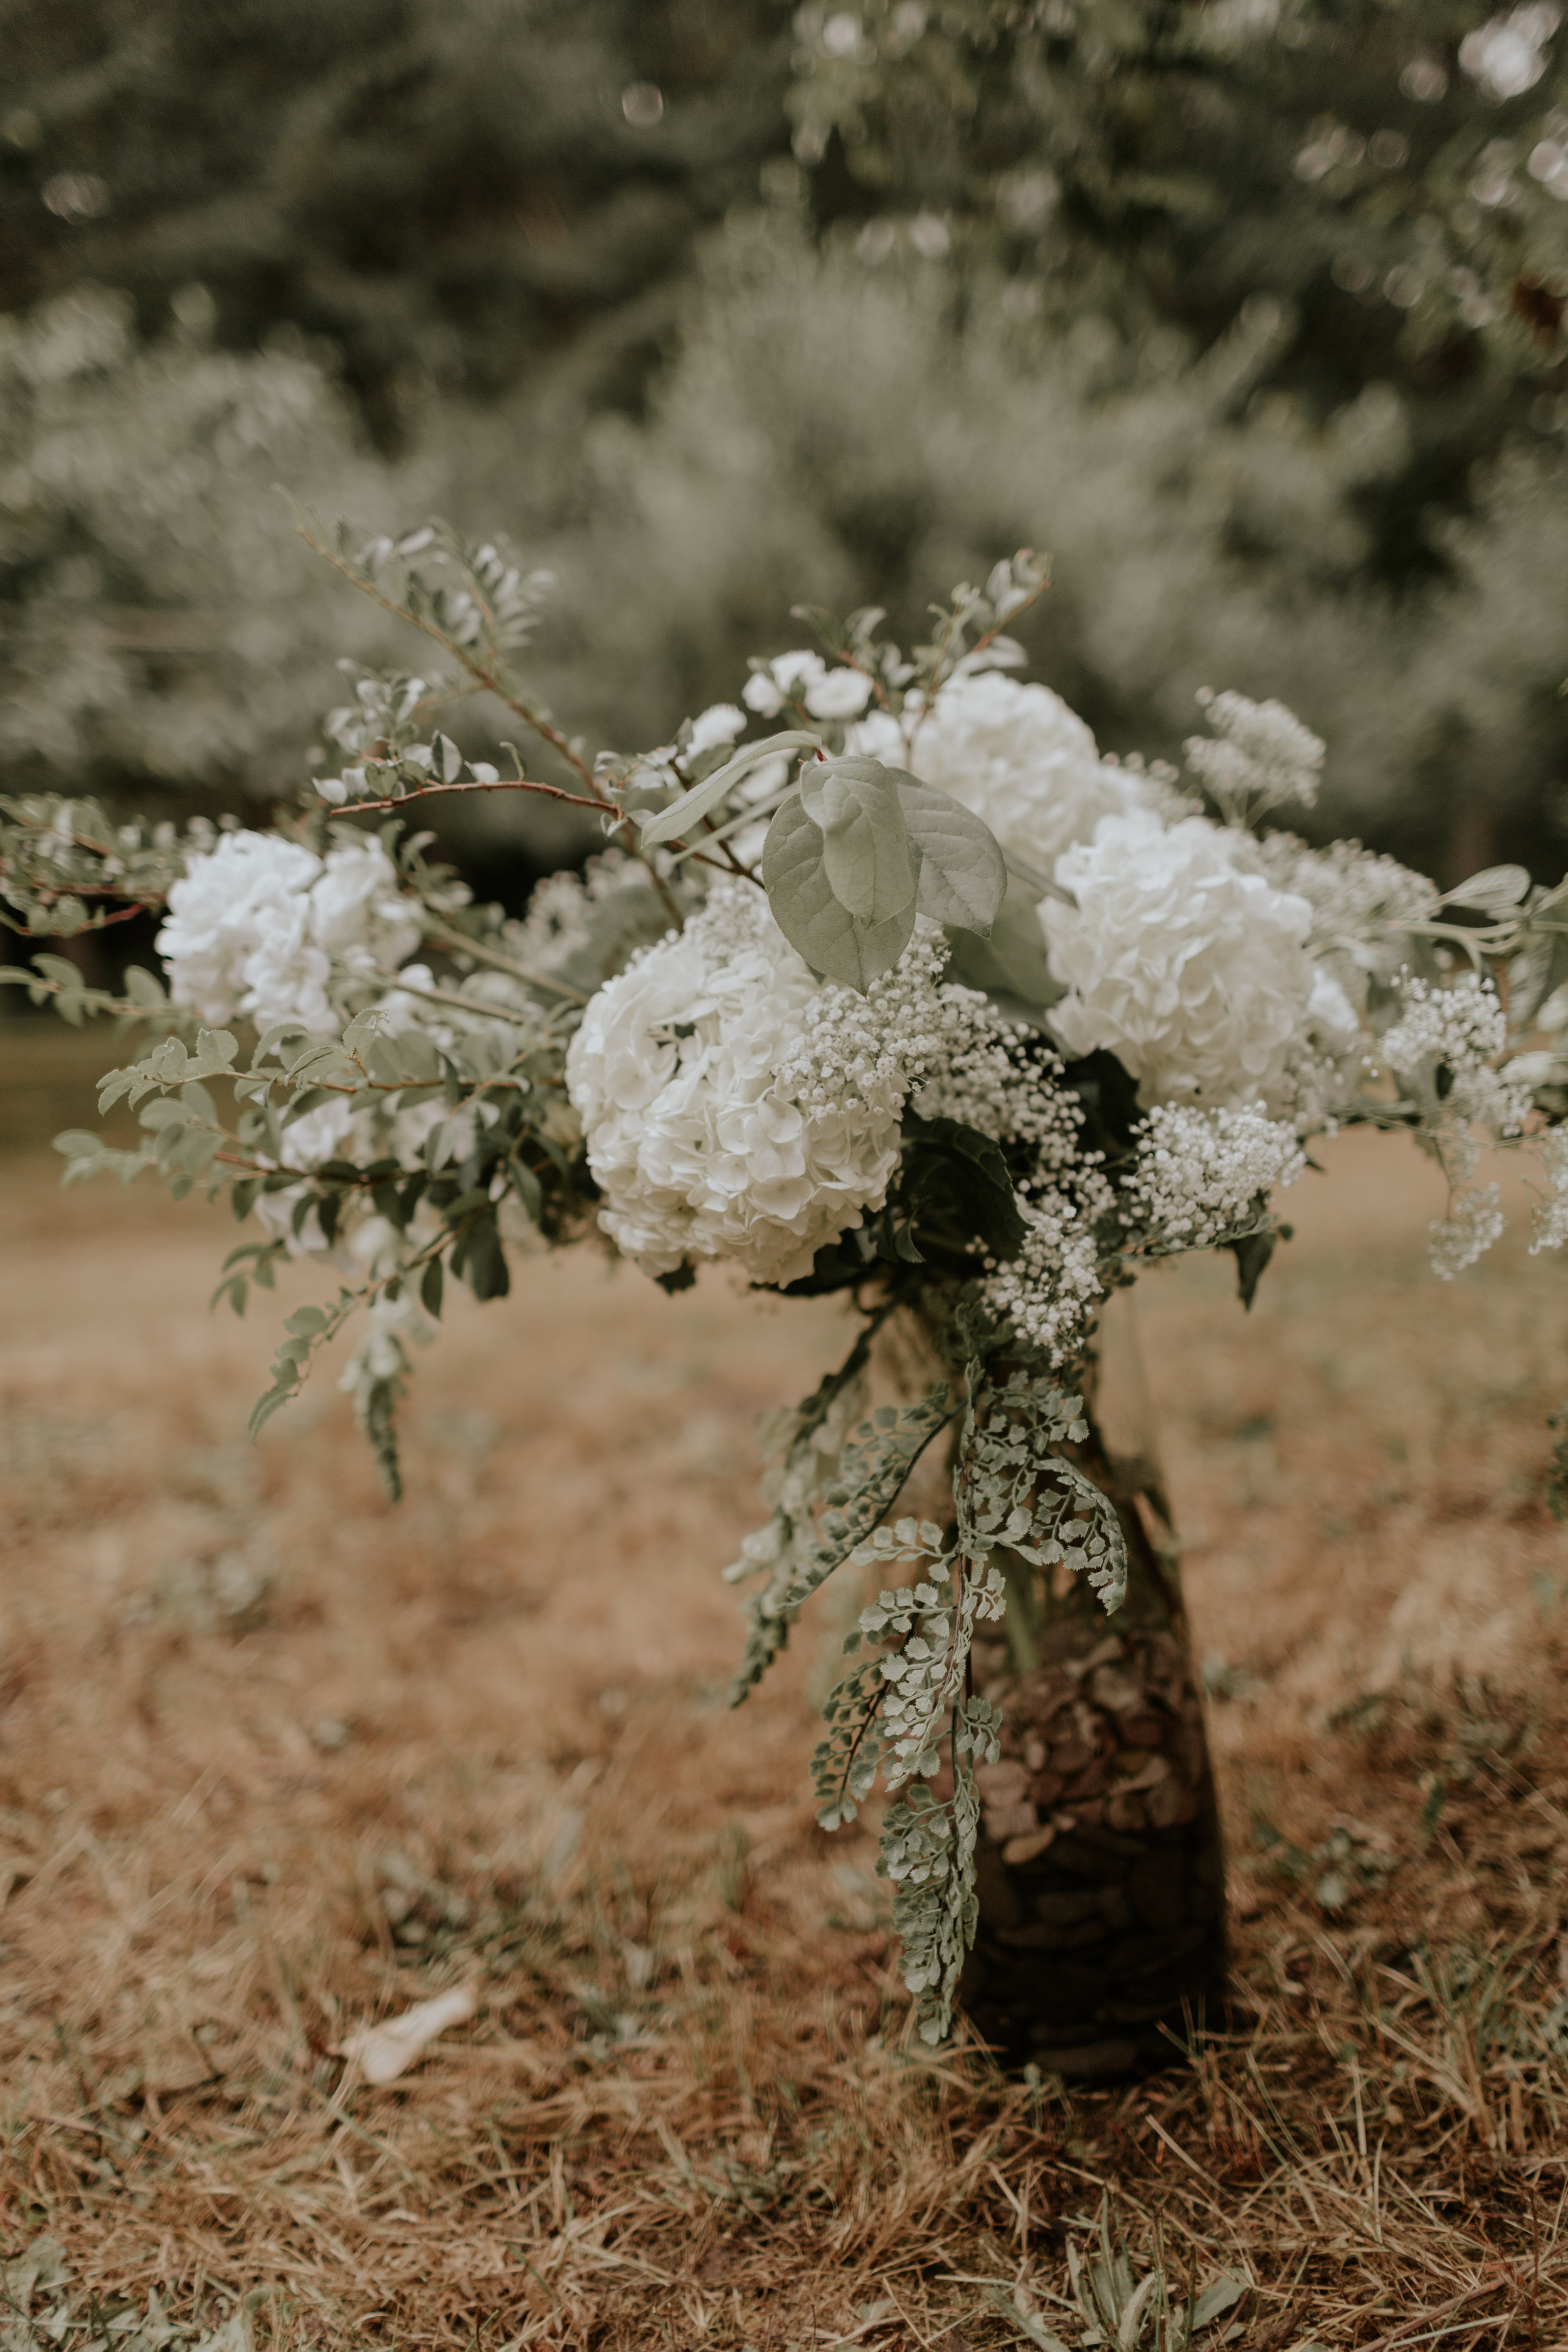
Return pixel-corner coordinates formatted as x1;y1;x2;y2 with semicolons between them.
1061;1049;1143;1157
458;1211;509;1301
1226;1224;1288;1310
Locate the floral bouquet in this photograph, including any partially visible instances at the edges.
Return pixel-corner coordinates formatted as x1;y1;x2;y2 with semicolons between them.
6;523;1567;2064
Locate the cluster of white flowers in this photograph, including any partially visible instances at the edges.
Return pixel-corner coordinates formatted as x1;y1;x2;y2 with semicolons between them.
743;650;874;722
1377;973;1531;1133
776;928;1075;1154
774;928;960;1121
1527;1126;1568;1255
1370;974;1536;1278
850;671;1152;874
1185;689;1325;818
1123;1105;1304;1251
913;1027;1085;1165
1259;835;1437;953
1378;972;1507;1080
1042;814;1330;1111
568;890;968;1285
156;829;421;1037
980;1175;1112;1365
1429;1177;1507;1281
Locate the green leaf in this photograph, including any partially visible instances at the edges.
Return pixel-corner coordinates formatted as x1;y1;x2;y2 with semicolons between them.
763;793;916;992
1191;2272;1249;2330
53;1130;104;1161
420;1255;444;1319
1443;864;1530;916
797;760;918;923
895;777;1007;934
904;1113;1027;1260
455;1211;509;1301
637;731;817;846
122;965;167;1010
1225;1227;1277;1309
944;874;1060;1008
508;1159;543;1222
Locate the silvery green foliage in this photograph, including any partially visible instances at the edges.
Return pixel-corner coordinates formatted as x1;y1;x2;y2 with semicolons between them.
768;1353;1128;2042
0;794;208;944
726;1325;955;1702
634;554;1043;989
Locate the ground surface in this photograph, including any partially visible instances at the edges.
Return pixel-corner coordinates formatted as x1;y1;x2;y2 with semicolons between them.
1;1022;1567;2349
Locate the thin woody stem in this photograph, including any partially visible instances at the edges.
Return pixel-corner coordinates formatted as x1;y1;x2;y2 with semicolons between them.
295;526;689;931
418;918;590;1005
295;526;603;798
337;772;610;821
1;899;157;936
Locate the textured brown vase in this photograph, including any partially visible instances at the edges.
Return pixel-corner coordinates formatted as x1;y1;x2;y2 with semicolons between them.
957;1292;1227;2079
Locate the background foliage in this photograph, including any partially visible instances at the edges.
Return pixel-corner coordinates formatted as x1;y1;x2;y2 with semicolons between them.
3;0;1567;919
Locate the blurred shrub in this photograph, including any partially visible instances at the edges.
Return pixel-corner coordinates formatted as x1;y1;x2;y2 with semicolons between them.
540;211;1568;878
0;285;410;807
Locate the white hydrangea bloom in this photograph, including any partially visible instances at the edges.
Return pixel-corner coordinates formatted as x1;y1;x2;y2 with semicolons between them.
567;891;1000;1286
1125;1105;1303;1249
157;830;420;1037
1042;813;1321;1110
852;672;1153;874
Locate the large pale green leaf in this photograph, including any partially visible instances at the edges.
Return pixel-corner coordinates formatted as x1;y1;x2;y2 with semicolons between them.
896;778;1007;934
636;731;817;846
1442;863;1531;916
798;761;918;923
764;794;916;990
943;874;1061;1009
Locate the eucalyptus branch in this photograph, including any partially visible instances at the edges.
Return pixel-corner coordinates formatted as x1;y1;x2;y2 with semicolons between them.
295;522;603;800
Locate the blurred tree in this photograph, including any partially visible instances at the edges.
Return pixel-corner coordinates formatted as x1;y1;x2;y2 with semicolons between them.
539;212;1568;879
0;0;790;443
786;0;1568;583
0;277;613;899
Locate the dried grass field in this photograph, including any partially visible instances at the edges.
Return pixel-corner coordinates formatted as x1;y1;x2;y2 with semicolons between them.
2;1022;1568;2349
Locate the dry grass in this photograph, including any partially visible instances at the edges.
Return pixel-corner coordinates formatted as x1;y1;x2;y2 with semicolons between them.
2;1025;1567;2349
